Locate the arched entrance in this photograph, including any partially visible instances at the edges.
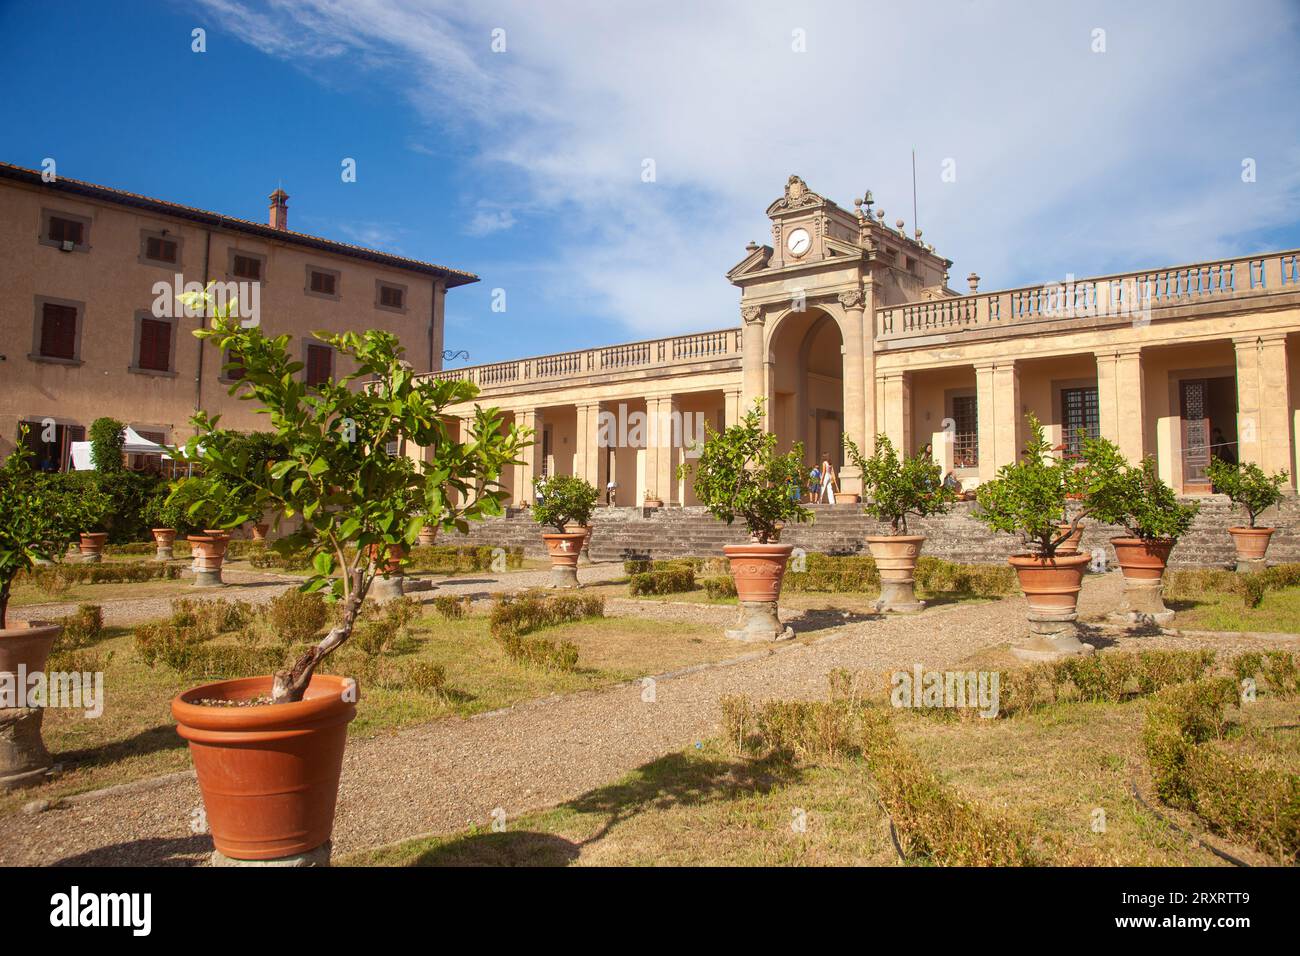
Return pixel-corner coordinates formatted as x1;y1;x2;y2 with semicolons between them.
769;307;844;471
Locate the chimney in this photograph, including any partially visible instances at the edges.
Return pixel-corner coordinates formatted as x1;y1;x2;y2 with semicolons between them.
268;188;289;231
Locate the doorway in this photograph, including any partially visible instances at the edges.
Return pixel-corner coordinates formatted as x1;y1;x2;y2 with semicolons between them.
1179;376;1236;493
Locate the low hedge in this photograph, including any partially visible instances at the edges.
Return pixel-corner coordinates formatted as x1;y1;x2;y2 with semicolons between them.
629;567;696;596
1143;678;1298;861
23;561;182;593
1165;562;1300;609
488;591;604;640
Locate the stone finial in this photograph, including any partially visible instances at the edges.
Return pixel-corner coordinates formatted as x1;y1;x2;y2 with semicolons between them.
967;272;981;293
745;240;760;253
895;218;905;232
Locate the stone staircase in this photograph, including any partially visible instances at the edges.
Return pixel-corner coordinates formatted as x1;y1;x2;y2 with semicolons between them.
447;496;1300;569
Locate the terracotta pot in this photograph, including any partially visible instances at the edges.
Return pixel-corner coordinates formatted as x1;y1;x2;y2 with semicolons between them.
251;523;270;542
1110;537;1175;624
542;531;587;587
366;543;409;576
1228;527;1273;571
0;622;61;790
78;532;107;564
1055;522;1084;555
188;534;229;587
151;528;176;562
417;526;439;548
866;534;926;612
838;493;861;504
1007;552;1091;618
172;674;356;860
723;543;794;641
644;497;664;509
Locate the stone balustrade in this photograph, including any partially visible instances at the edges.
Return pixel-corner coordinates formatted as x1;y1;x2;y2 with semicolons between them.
876;250;1300;345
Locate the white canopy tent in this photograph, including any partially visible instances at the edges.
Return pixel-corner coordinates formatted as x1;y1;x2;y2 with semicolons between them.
69;427;176;471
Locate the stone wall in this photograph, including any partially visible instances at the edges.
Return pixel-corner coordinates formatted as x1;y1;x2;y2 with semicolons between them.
448;496;1300;570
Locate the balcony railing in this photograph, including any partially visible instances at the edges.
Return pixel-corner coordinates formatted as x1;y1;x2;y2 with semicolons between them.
430;327;743;389
876;250;1300;343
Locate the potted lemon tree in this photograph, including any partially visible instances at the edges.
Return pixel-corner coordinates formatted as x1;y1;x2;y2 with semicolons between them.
679;400;810;641
1206;457;1288;571
974;415;1093;660
532;474;598;587
1080;435;1198;624
845;434;956;612
0;434;107;789
168;292;526;864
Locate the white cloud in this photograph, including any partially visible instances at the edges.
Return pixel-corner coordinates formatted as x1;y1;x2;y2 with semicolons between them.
197;0;1300;340
465;204;517;236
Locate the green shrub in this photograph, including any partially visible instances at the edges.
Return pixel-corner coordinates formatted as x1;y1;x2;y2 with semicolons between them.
56;604;104;651
1143;678;1297;861
23;561;182;591
170;597;254;638
786;553;879;592
1135;649;1215;695
265;590;329;643
701;576;738;599
628;567;695;596
402;660;447;695
498;633;580;671
488;591;603;639
624;559;653;575
1206;457;1288;528
1055;654;1137;702
432;594;472;619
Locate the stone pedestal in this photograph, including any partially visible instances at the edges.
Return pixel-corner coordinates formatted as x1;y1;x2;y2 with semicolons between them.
192;569;223;588
211;841;331;867
0;707;53;792
154;545;174;562
1109;577;1174;626
371;574;405;601
549;565;578;588
1011;610;1095;662
80;553;102;565
1236;558;1267;575
876;580;925;614
725;600;794;642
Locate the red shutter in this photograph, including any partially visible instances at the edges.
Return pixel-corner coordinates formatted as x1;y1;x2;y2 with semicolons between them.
138;318;171;371
40;303;78;359
306;345;332;386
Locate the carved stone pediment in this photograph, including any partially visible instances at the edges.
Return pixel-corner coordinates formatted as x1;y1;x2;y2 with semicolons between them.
765;174;828;216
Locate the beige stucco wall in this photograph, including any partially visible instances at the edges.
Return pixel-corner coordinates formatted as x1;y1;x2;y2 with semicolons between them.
0;178;446;458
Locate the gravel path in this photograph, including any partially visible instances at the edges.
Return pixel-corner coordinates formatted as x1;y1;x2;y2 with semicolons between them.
2;572;1291;866
7;562;629;628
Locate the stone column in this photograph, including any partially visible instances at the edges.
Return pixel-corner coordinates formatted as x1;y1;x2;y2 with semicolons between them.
645;395;680;504
975;360;1021;480
740;305;766;418
723;386;743;428
514;409;541;506
880;371;912;455
1095;346;1145;463
838;289;866;496
573;402;602;490
1235;334;1295;489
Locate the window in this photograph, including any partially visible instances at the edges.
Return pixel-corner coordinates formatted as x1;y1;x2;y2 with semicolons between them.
36;300;80;361
141;232;179;265
19;421;83;472
306;265;340;299
222;349;246;381
231;252;263;280
136;317;173;372
40;210;91;252
305;343;333;387
376;281;406;311
1061;386;1100;458
951;394;978;468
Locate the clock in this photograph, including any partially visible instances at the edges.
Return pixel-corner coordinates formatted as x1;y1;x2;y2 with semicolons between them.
786;227;811;258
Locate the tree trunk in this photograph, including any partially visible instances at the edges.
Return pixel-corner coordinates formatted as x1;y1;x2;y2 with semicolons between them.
270;569;366;704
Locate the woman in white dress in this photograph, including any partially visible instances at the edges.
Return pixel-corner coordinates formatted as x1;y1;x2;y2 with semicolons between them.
820;456;837;505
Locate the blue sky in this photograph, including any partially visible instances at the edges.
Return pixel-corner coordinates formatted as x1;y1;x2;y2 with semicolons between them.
2;0;1298;367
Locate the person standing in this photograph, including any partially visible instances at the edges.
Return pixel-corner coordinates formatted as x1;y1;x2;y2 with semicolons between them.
820;455;838;505
809;462;822;504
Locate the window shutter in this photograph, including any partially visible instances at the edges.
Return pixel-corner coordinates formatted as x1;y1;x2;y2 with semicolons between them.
225;350;246;380
306;344;332;386
139;318;171;371
49;217;83;246
40;303;78;359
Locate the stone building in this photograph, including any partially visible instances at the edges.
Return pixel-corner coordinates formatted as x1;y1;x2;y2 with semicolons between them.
0;162;476;469
428;175;1300;514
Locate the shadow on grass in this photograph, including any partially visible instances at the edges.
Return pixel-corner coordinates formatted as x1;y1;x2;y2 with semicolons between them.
55;723;186;769
402;750;801;867
789;608;882;633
